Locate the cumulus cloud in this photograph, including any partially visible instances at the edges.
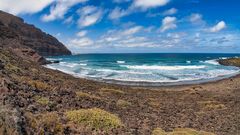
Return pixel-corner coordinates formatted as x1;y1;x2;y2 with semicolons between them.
77;6;103;28
189;13;205;25
0;0;54;15
42;0;87;22
133;0;170;9
160;16;177;32
162;8;178;16
108;7;130;20
209;21;226;32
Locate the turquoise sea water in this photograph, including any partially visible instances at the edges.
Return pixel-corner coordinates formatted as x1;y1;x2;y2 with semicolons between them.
46;53;240;86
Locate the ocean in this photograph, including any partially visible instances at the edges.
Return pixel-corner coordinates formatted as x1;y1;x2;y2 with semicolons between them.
45;53;240;86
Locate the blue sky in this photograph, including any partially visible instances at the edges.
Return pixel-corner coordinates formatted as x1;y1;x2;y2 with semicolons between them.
0;0;240;53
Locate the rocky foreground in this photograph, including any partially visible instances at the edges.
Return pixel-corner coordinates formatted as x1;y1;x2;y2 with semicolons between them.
0;10;240;135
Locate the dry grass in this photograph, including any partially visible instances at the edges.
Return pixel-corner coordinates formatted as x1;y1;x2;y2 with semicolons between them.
34;96;50;105
26;112;63;134
198;101;226;111
16;76;51;90
116;100;132;108
5;63;21;72
100;88;125;95
27;80;50;90
152;128;166;135
148;98;161;108
152;128;215;135
65;108;123;130
76;91;101;100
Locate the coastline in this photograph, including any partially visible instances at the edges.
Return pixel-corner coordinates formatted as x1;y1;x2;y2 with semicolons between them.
44;62;240;88
1;49;240;134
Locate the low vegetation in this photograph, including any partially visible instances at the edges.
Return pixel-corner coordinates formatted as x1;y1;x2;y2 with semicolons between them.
34;96;50;105
5;63;21;73
198;101;226;111
100;88;125;95
152;128;166;135
28;80;50;90
148;98;161;108
26;112;63;134
76;91;101;100
65;108;123;130
152;128;215;135
116;99;132;108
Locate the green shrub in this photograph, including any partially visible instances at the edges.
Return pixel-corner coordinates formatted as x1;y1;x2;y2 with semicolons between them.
152;128;166;135
65;108;123;130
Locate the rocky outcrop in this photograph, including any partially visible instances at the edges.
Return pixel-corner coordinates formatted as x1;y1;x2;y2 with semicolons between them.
13;48;50;65
0;10;71;56
218;58;240;67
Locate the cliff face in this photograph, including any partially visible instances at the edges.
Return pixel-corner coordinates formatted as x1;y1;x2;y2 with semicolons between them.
0;11;71;56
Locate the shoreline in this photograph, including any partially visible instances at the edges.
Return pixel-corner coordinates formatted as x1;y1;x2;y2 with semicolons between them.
1;49;240;135
45;63;240;88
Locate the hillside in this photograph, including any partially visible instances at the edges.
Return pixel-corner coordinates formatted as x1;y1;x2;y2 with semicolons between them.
0;10;71;58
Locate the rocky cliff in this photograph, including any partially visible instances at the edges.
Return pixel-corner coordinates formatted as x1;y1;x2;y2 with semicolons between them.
218;58;240;67
0;10;71;57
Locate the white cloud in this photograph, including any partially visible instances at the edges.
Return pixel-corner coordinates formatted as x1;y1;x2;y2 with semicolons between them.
69;37;93;47
160;16;177;32
133;0;170;9
76;30;88;37
97;26;158;48
0;0;54;15
42;0;87;22
121;26;142;35
99;25;142;43
209;21;226;33
162;8;178;16
64;16;74;24
108;7;129;20
77;6;103;28
189;13;205;25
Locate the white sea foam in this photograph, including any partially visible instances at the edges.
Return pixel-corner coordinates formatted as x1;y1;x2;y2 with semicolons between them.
202;60;219;65
123;65;206;70
117;61;125;64
46;58;63;61
186;61;191;64
79;63;87;66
